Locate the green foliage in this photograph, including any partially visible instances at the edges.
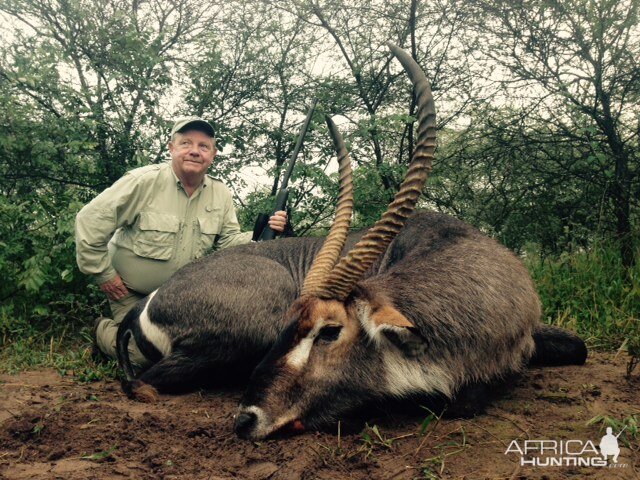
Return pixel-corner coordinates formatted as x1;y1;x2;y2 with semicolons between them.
587;414;640;447
625;333;640;377
352;163;399;229
81;445;118;462
430;107;638;256
359;423;416;459
526;240;640;350
0;299;116;380
0;0;638;376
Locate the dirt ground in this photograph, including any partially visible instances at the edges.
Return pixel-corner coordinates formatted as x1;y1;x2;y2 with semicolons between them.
0;352;638;480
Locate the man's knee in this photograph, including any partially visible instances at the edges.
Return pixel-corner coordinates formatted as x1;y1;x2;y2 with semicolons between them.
95;318;151;369
95;318;119;359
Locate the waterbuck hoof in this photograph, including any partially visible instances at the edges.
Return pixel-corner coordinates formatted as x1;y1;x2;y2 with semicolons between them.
130;380;159;403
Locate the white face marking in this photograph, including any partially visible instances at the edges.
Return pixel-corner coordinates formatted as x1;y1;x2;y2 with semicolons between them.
139;290;172;357
286;337;314;369
284;320;325;370
237;405;298;440
357;301;387;345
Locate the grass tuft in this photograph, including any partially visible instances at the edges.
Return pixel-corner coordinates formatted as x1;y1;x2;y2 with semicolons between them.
525;241;640;359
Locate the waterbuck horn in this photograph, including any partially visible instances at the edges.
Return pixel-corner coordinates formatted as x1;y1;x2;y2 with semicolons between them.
300;116;354;297
316;42;437;300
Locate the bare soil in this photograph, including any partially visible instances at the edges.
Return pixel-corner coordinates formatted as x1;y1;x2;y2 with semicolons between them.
1;352;638;480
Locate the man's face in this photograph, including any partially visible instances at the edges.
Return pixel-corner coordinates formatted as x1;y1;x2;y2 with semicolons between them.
168;129;216;180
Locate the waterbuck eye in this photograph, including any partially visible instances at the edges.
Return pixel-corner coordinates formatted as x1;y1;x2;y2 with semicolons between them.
315;325;342;344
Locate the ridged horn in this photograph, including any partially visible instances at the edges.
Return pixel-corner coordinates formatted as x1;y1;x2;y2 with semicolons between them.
300;116;354;297
316;42;436;300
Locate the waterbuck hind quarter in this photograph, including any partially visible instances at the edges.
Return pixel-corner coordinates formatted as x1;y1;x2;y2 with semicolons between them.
116;230;368;400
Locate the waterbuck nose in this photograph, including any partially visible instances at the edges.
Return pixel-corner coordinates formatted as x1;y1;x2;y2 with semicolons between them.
234;411;257;439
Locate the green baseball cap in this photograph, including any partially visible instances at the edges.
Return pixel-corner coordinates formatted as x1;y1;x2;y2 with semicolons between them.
170;116;215;137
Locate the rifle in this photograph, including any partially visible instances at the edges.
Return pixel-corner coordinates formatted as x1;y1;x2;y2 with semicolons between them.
252;99;318;241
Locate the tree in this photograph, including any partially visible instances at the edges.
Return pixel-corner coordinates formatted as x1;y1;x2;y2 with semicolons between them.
469;0;640;266
430;104;612;254
0;0;220;185
249;0;483;226
185;2;343;234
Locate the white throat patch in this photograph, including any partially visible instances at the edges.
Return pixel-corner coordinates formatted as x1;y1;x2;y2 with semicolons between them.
356;299;454;398
383;349;454;398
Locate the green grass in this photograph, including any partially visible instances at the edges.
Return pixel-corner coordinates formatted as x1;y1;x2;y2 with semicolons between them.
0;328;119;382
0;297;119;382
526;240;640;377
525;241;640;357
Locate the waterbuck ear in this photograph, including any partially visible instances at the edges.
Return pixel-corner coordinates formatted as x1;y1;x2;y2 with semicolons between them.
367;305;426;357
370;305;414;329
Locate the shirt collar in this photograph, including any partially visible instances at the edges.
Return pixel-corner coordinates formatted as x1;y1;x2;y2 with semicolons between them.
169;163;210;190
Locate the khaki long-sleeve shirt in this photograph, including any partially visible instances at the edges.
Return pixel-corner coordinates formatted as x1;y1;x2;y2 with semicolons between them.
75;162;252;294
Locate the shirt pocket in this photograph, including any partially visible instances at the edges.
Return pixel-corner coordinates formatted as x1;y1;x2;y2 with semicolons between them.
197;215;221;257
133;211;180;260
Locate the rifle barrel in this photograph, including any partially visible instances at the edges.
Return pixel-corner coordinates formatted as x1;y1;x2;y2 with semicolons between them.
280;99;318;190
255;99;318;242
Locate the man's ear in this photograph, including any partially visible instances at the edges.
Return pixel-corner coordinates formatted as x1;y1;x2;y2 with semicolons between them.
364;304;426;357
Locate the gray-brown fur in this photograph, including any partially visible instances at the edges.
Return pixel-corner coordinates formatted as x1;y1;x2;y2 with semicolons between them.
117;211;586;438
116;232;365;392
362;212;541;388
234;212;586;439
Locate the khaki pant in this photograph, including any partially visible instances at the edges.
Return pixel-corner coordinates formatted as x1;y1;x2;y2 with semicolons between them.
95;292;151;368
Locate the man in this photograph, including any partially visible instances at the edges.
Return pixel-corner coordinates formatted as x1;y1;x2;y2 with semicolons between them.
75;117;287;365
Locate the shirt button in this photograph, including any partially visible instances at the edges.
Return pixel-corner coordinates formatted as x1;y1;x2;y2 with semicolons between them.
206;206;212;212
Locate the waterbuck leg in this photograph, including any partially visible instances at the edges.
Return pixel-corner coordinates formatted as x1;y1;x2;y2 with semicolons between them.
123;351;215;402
529;324;588;366
443;381;493;418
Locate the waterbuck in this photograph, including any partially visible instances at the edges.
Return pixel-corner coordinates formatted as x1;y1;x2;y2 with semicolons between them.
117;43;587;439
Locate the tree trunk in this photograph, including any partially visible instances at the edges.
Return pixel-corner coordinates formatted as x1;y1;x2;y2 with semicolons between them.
612;150;634;268
599;99;635;268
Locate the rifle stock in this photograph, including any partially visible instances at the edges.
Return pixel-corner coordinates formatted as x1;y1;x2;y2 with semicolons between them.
254;189;289;241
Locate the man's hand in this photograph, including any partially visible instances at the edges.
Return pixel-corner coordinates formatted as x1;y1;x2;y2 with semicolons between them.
100;274;129;301
268;210;288;234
